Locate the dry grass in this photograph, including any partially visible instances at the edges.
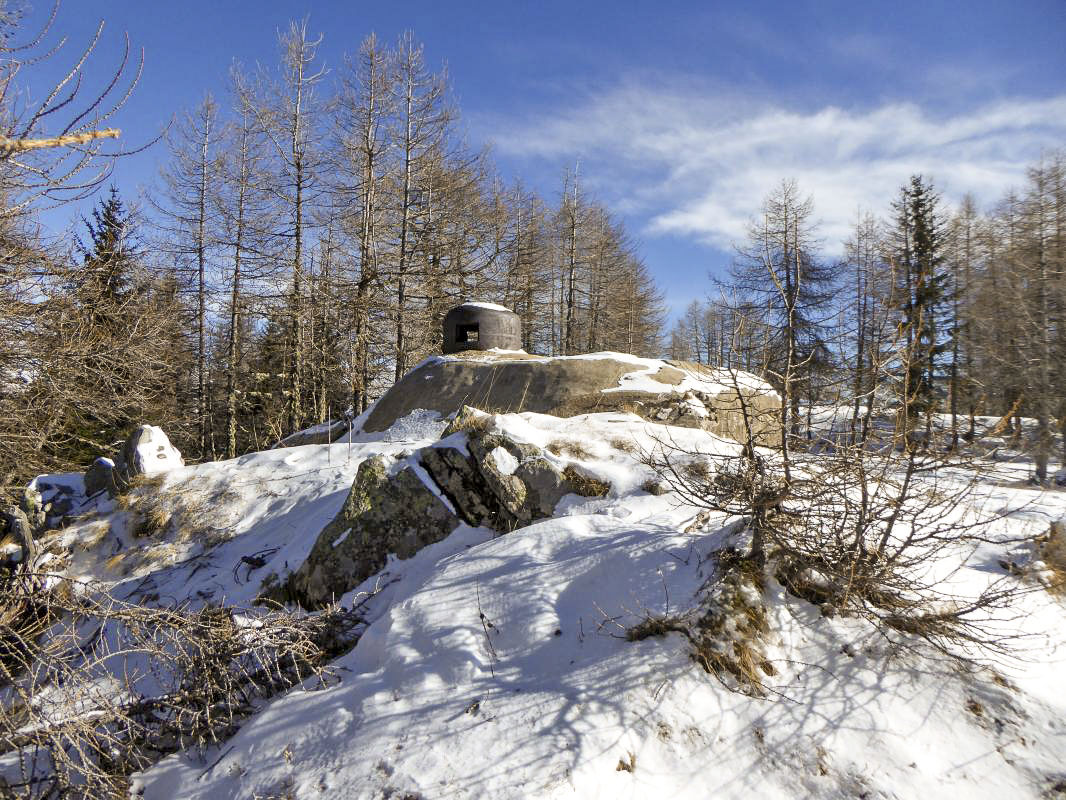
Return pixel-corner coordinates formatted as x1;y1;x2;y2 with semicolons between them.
610;437;638;455
562;466;610;497
1040;521;1066;596
547;439;593;460
0;571;367;799
71;520;112;553
117;475;240;549
626;549;775;696
687;554;776;693
442;406;493;438
639;478;669;496
681;459;712;481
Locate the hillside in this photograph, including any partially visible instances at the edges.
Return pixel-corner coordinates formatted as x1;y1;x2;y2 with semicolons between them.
6;382;1066;799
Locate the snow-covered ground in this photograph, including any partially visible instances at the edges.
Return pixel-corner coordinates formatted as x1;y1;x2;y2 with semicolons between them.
23;408;1066;799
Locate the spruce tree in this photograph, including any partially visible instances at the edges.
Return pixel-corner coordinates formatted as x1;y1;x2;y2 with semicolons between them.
893;175;950;440
76;186;139;326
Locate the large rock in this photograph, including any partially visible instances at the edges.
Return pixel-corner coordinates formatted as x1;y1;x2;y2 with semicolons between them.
275;420;349;449
115;425;184;489
281;425;611;609
419;423;601;530
360;352;779;445
84;457;117;498
283;457;460;608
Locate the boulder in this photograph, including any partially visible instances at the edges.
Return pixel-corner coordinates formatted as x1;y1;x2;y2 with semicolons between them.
85;457;118;498
283;456;460;608
281;425;612;609
420;425;605;530
275;420;349;449
32;477;83;522
115;425;184;489
360;352;779;446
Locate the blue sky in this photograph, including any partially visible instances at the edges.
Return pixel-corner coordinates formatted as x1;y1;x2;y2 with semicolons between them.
18;0;1066;316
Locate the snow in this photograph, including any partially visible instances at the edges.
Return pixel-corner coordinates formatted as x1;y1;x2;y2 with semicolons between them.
488;445;520;475
458;301;513;312
22;407;1066;799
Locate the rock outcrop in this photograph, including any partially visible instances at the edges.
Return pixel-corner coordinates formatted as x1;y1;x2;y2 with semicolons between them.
275;420;348;449
360;352;779;445
281;420;611;608
284;456;461;608
422;422;604;530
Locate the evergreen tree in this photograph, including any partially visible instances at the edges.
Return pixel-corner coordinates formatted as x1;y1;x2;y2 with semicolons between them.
76;186;139;320
892;175;950;439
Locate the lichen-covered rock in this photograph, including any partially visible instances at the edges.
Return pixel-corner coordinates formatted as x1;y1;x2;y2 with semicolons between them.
420;446;510;529
284;456;460;609
280;426;612;609
420;427;604;530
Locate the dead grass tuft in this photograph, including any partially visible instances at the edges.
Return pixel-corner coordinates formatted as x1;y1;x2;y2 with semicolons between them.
626;615;688;641
76;521;111;551
610;437;638;455
625;547;775;695
562;466;610;497
681;459;712;481
118;475;240;550
639;478;669;496
442;406;492;438
1039;521;1066;596
547;439;593;460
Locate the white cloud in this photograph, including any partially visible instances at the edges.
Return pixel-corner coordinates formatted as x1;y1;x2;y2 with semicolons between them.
484;85;1066;255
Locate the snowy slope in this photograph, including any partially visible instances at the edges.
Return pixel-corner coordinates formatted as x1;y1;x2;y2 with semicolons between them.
35;410;1066;799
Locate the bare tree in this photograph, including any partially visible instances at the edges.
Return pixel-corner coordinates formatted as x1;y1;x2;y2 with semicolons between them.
387;31;451;380
154;95;221;458
245;19;326;434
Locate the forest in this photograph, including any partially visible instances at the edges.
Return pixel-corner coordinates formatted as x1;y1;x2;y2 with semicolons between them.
1;9;1064;495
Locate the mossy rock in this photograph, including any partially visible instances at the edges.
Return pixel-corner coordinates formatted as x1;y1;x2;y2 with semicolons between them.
281;456;460;609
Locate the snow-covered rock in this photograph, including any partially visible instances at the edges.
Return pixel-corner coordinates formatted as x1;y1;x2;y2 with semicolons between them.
360;351;780;446
84;456;117;498
115;424;184;487
281;419;613;608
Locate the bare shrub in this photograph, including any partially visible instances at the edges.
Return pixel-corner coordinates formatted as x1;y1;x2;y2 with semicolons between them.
646;420;1034;669
0;571;367;798
627;547;776;695
637;353;1041;688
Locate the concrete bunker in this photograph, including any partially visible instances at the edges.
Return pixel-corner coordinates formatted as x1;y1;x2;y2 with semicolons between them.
443;302;522;354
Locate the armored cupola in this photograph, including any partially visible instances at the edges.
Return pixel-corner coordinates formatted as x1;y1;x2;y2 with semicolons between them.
442;302;522;354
